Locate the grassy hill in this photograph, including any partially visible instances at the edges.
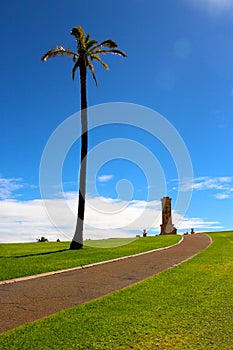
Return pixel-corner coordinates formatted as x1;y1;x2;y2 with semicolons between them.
0;235;180;281
0;231;232;349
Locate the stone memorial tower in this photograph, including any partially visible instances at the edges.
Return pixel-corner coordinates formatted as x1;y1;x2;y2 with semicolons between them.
160;196;177;235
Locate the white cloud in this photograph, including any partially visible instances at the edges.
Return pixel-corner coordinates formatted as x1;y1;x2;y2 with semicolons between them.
0;174;229;243
85;197;161;231
0;177;24;200
0;199;62;243
173;213;222;231
97;174;114;183
214;193;231;200
0;192;222;243
177;176;233;199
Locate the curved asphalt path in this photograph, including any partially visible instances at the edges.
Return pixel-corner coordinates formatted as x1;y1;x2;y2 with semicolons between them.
0;233;211;334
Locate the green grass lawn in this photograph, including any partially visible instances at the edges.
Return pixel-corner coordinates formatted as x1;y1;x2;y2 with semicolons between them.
0;231;233;349
0;235;180;281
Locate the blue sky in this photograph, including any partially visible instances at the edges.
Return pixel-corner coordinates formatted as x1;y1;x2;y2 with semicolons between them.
0;0;232;242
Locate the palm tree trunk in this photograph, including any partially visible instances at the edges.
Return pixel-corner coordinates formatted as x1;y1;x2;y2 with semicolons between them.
70;62;88;249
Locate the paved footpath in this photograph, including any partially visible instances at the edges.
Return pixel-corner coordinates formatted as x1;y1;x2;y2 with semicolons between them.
0;234;211;334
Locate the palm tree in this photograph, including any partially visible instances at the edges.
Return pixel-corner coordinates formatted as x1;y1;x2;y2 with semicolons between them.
41;26;126;249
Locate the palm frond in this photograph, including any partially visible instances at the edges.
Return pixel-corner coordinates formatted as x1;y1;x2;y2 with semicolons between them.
90;54;109;70
91;39;118;51
87;60;98;86
85;33;90;43
86;39;98;50
72;58;81;80
95;49;127;57
41;46;77;62
99;39;118;48
42;25;127;87
71;25;85;45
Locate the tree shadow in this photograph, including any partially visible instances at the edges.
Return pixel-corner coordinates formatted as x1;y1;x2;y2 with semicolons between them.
0;249;69;259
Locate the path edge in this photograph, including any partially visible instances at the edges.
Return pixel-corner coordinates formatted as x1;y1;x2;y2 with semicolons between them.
0;235;185;285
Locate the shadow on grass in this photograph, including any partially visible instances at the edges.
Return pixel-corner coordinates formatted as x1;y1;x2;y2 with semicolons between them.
0;249;69;259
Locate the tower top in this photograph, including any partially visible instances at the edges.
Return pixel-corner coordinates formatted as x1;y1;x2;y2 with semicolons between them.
161;196;172;202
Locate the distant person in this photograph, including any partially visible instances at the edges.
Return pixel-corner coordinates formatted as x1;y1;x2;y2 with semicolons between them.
143;229;147;237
